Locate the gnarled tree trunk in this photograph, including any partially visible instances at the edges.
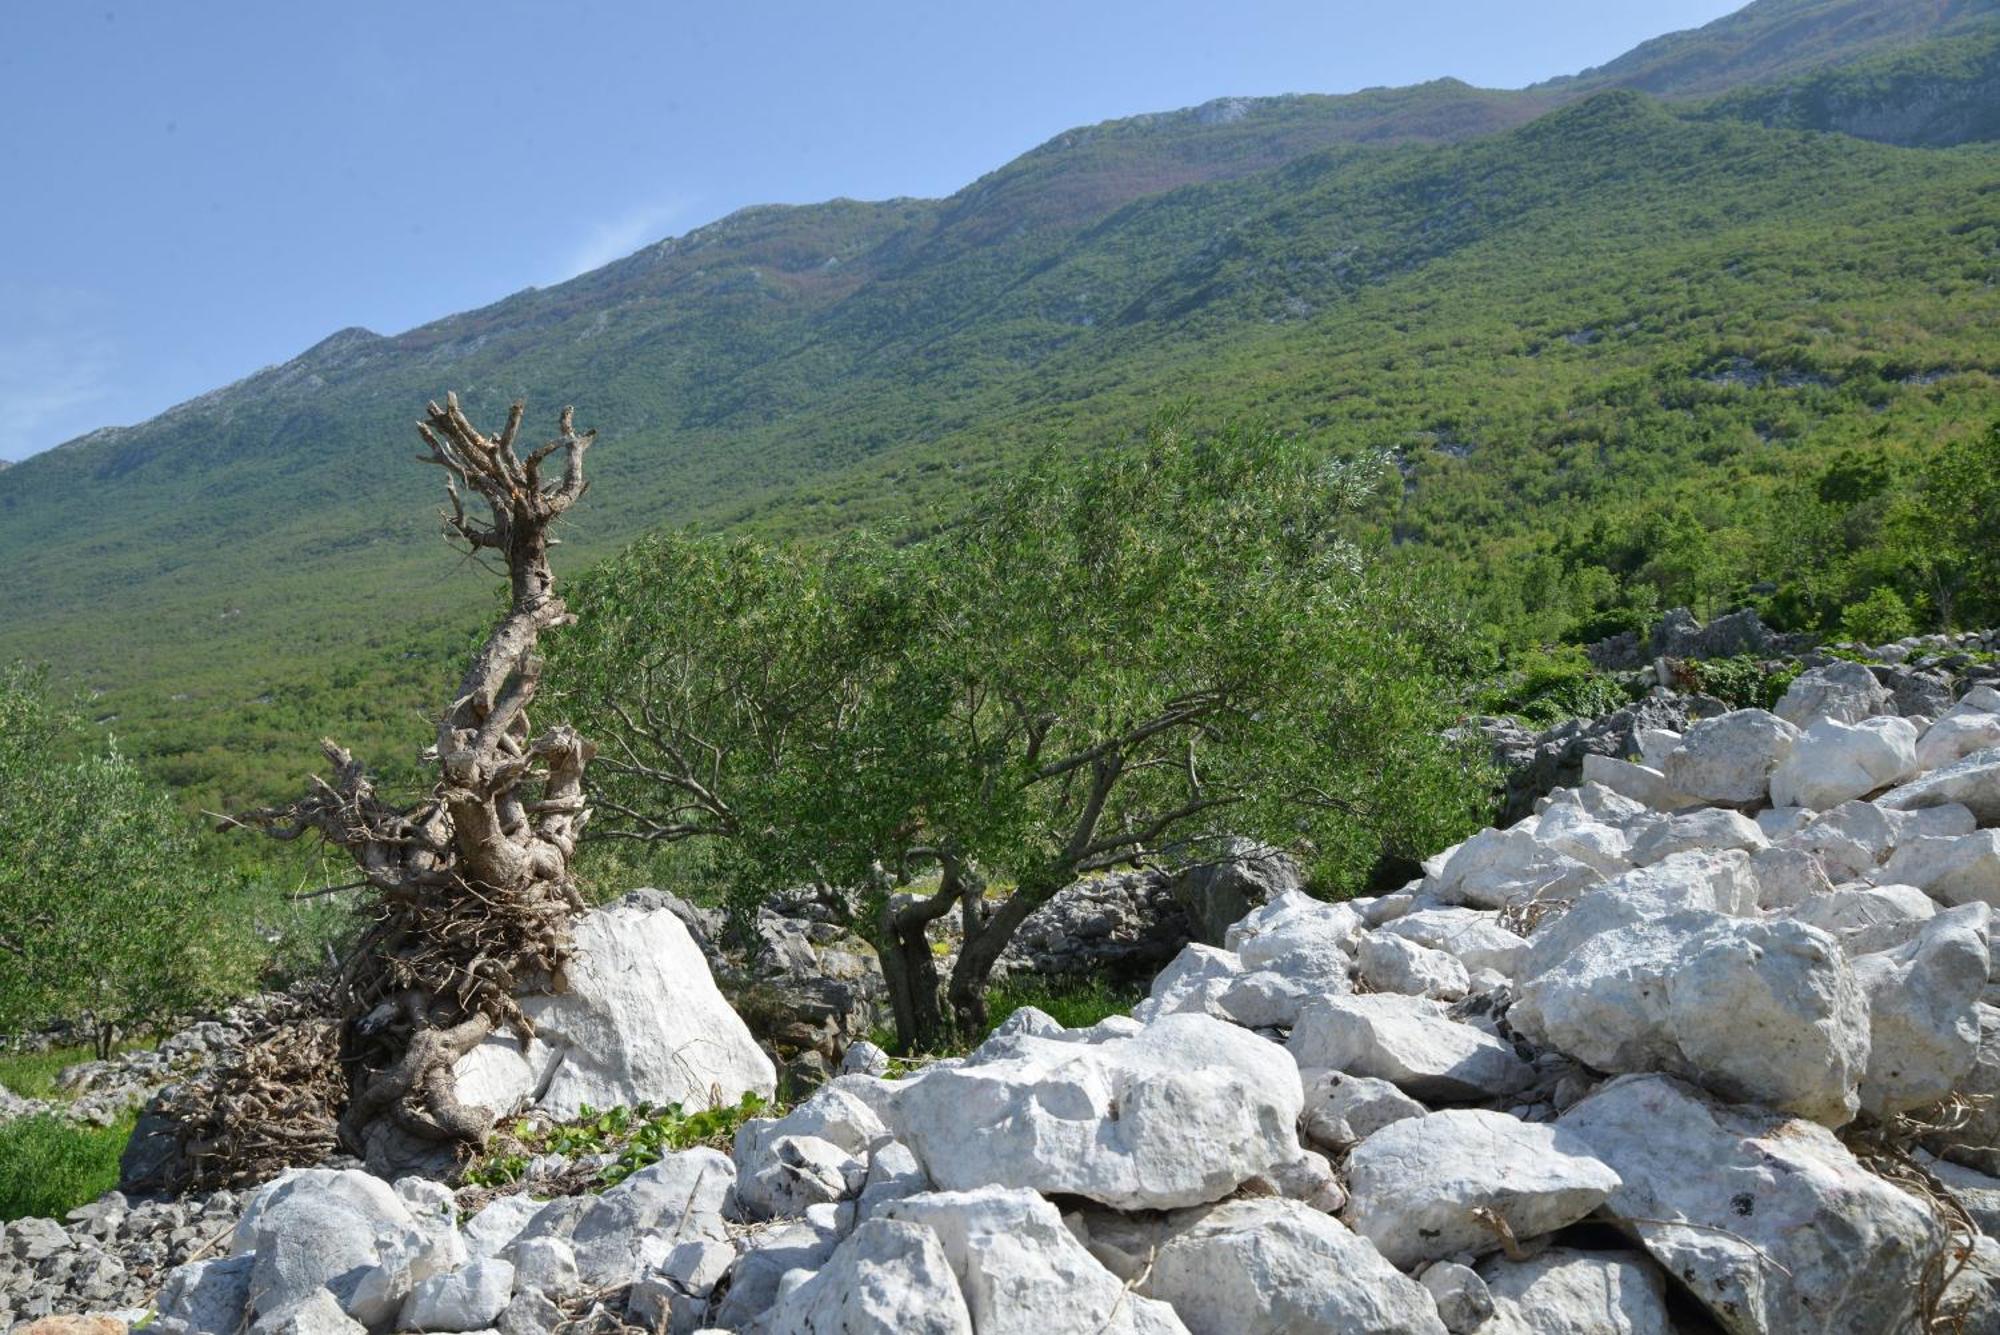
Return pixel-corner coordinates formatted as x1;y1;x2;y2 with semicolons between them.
235;393;599;1175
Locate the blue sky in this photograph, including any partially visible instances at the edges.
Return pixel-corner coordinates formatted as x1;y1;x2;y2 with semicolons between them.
0;1;1743;462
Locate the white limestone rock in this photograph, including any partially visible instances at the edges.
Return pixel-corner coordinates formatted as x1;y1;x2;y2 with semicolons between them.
1661;710;1799;808
1775;660;1893;729
1357;931;1470;1000
260;1288;368;1335
1748;845;1833;909
1925;1004;2000;1176
1134;944;1244;1023
1918;711;2000;773
1628;807;1765;865
1418;1261;1492;1333
1579;754;1696;813
1514;911;1868;1126
397;1258;513;1333
508;1237;578;1298
1474;1248;1670;1335
1226;892;1364;991
1770;716;1919;811
1288;993;1533;1102
1300;1069;1427;1152
1379;908;1527;976
1423;824;1601;910
454;1198;540;1270
151;1256;253;1335
880;1188;1188;1334
1147;1197;1447;1335
1851;903;1991;1118
1879;747;2000;824
1787;882;1936;955
1560;1074;1944;1335
764;1217;973;1335
1341;1110;1621;1269
230;1169;449;1331
736;1134;866;1222
1879;829;2000;907
1532;803;1634;876
511;1147;734;1288
457;898;777;1121
891;1012;1303;1211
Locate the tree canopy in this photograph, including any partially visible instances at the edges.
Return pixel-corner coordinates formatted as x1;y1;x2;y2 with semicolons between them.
553;418;1491;1048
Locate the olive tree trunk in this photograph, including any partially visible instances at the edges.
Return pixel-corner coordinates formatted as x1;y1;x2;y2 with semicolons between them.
235;393;599;1174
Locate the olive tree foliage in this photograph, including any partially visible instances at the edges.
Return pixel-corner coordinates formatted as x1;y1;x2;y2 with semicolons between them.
0;665;246;1057
553;420;1490;1050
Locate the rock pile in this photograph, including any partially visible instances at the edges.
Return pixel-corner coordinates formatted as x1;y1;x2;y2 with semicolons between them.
28;660;2000;1332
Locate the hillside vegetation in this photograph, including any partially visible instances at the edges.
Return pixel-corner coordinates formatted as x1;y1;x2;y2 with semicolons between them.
0;0;1996;812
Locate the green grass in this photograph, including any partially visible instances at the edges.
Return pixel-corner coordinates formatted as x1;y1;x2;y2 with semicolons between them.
983;977;1147;1036
0;1113;134;1222
462;1093;769;1191
0;1044;135;1101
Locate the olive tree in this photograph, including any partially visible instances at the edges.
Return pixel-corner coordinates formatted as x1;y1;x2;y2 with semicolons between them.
555;420;1489;1050
0;665;244;1057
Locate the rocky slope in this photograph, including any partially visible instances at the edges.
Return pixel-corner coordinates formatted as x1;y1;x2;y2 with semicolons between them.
12;655;2000;1330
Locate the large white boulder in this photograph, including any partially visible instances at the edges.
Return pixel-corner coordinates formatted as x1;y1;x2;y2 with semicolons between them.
1926;1004;2000;1176
1628;808;1765;865
396;1257;512;1333
1226;892;1364;991
1146;1198;1446;1335
510;1147;734;1288
1785;882;1936;955
1514;912;1868;1126
151;1256;253;1335
1775;660;1892;728
1561;1075;1944;1335
1299;1069;1427;1153
880;1188;1188;1334
1288;993;1533;1102
1769;716;1919;811
230;1169;451;1331
1341;1110;1621;1269
1917;711;2000;772
1878;829;2000;907
765;1217;973;1335
1474;1248;1671;1335
1532;802;1634;876
1879;746;2000;824
1579;754;1695;812
1423;823;1602;910
1356;932;1470;1000
1851;903;1990;1118
890;1012;1302;1210
1379;908;1527;976
1661;710;1799;808
456;896;777;1121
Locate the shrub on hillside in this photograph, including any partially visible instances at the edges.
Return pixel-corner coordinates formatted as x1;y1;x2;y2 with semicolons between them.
0;665;256;1056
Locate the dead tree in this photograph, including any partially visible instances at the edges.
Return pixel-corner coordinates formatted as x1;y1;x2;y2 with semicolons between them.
231;392;598;1174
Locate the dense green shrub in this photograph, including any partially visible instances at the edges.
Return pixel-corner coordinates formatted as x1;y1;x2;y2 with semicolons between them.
1840;586;1919;644
0;666;258;1055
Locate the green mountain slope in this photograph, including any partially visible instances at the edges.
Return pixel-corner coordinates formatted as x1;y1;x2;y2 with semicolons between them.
2;0;1997;809
1542;0;2000;97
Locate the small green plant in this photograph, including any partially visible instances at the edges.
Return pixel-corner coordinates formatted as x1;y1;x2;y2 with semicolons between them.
1688;654;1798;710
462;1092;771;1191
0;1112;135;1222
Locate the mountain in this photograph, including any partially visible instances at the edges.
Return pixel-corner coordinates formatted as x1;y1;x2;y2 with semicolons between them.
1541;0;2000;97
2;0;1997;808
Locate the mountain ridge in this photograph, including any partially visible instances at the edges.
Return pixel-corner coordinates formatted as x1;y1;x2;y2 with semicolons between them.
3;0;1997;807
